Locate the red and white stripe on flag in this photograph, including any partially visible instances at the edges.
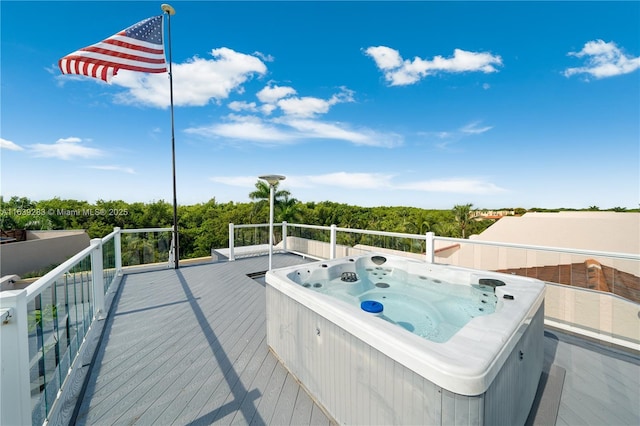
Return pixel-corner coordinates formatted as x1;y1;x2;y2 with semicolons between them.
58;15;167;83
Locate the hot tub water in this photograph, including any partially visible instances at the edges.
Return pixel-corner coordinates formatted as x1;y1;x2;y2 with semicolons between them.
298;266;498;342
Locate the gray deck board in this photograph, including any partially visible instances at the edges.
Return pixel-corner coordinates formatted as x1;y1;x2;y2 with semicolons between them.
74;254;640;426
230;347;278;426
252;356;288;425
544;329;640;426
75;254;333;426
309;404;331;426
289;385;314;426
269;373;300;425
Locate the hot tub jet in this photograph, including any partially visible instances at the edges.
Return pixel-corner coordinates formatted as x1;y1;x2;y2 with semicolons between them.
341;272;358;282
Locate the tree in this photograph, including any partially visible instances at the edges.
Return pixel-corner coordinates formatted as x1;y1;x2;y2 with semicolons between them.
452;203;473;239
432;221;459;238
277;194;303;223
248;180;291;222
140;200;173;228
0;196;52;230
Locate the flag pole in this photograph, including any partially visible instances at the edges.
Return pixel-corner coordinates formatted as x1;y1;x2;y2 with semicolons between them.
162;3;179;269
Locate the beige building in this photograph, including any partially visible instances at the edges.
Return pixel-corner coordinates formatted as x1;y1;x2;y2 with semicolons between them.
438;212;639;269
470;211;639;254
436;211;640;302
0;230;90;278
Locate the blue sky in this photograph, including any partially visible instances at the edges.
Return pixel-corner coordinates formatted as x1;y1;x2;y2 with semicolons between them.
1;1;639;210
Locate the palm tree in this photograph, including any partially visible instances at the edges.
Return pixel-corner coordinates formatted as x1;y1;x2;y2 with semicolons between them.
248;180;271;203
248;180;291;222
277;194;302;223
452;203;473;239
432;222;459;238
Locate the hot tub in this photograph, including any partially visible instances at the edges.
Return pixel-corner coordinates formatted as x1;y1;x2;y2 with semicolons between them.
265;253;545;425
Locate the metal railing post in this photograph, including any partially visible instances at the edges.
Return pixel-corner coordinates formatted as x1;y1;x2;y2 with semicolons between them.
229;222;235;261
90;238;105;319
114;227;122;273
170;230;179;268
282;221;288;252
168;235;175;268
0;290;32;425
425;232;435;263
330;224;337;260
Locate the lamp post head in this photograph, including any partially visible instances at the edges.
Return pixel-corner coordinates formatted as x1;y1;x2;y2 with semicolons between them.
161;4;176;15
259;174;286;186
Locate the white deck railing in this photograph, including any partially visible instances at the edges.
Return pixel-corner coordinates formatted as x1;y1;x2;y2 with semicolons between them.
0;227;173;426
229;222;640;350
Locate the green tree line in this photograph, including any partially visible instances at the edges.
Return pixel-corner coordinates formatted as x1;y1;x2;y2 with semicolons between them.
4;182;631;259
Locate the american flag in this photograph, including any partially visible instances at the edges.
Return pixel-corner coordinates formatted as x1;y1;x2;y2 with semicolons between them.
59;15;167;83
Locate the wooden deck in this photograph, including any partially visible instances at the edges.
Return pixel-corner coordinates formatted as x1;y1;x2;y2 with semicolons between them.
73;254;640;426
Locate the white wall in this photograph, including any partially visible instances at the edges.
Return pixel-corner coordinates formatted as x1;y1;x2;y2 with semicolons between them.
0;230;90;277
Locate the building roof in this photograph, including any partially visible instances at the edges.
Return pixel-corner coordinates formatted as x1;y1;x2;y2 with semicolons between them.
472;212;640;254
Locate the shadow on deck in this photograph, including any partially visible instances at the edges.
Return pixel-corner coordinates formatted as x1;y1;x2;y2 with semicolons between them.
73;254;331;425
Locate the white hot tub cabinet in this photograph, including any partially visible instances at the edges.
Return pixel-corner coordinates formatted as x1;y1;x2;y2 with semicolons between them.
266;253;546;425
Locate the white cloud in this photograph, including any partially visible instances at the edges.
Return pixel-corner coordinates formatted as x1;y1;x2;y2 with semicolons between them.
86;165;136;174
253;51;275;62
57;137;83;143
365;46;503;86
277;96;334;117
398;178;507;194
228;101;258;112
423;121;493;149
564;40;640;79
260;104;278;115
188;83;397;147
1;138;24;151
461;121;493;135
211;172;505;195
29;137;104;160
210;172;393;190
363;46;403;70
429;49;502;73
279;118;401;147
186;115;296;143
433;131;452;139
209;175;259;187
187;114;401;147
112;47;267;108
256;84;297;103
276;87;354;118
306;172;394;189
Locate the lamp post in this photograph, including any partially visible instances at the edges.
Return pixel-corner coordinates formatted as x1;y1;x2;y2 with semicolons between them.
259;174;286;270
